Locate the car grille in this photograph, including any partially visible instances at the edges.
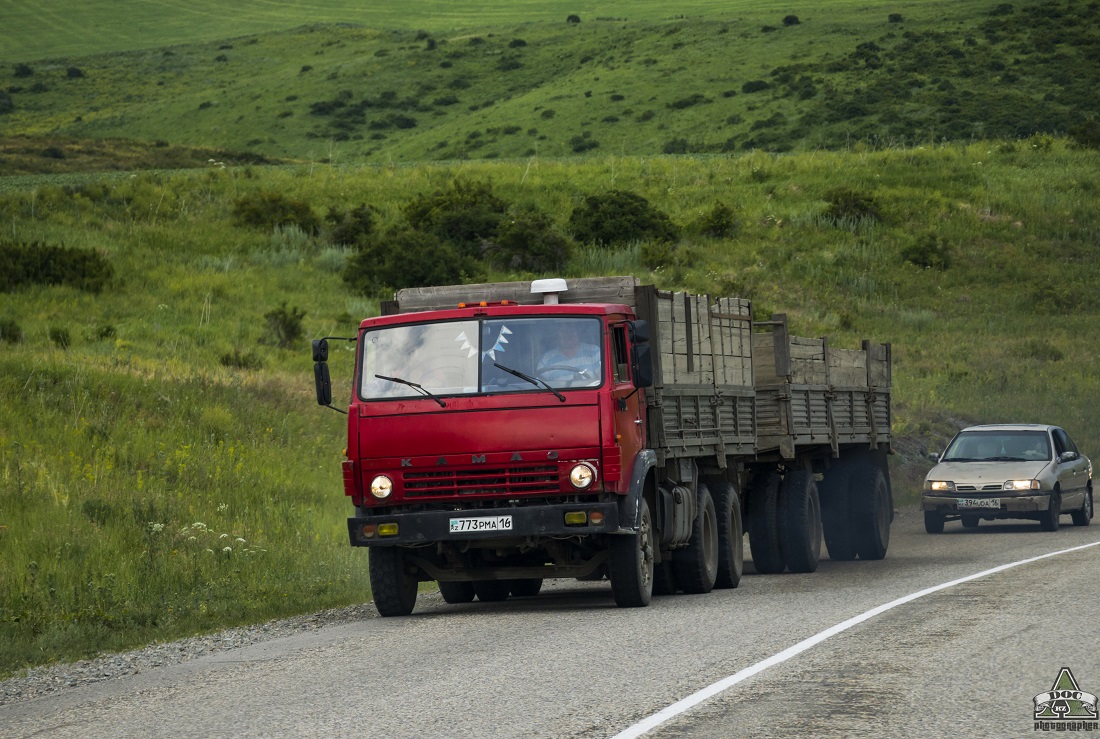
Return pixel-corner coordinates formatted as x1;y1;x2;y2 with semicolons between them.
403;465;559;497
955;484;1004;492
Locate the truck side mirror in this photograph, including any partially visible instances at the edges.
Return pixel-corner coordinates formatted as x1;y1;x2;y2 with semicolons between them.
312;338;329;363
629;320;654;389
314;362;333;406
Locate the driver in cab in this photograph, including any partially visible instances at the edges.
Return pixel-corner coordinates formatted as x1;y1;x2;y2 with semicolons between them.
537;322;601;386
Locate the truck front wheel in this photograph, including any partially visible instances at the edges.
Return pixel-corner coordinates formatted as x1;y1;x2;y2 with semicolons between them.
610;497;655;607
369;547;419;617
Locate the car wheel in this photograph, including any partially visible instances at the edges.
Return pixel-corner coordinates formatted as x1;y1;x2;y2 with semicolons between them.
924;509;945;534
961;515;980;529
1071;491;1093;527
1039;491;1061;532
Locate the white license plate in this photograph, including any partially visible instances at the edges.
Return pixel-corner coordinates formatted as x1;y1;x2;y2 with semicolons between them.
958;498;1000;509
449;515;513;534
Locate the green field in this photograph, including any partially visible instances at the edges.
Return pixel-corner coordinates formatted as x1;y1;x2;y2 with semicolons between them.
1;0;1098;677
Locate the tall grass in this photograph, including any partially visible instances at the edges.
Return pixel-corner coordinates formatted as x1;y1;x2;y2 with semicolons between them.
1;139;1099;674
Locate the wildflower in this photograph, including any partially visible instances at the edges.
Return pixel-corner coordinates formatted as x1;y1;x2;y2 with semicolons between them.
235;537;246;543
192;522;207;530
188;536;197;541
222;547;232;553
148;522;165;533
219;533;229;539
217;503;228;512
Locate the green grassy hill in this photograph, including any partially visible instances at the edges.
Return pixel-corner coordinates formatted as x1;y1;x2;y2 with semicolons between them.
2;0;1097;165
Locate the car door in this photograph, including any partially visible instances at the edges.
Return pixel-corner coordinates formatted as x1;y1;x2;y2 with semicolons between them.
1053;428;1085;507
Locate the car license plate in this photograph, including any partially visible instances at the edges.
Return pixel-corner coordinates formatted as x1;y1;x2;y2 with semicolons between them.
449;515;513;533
957;498;1000;509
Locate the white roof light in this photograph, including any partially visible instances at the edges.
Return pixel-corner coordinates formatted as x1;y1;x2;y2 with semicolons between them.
531;278;568;305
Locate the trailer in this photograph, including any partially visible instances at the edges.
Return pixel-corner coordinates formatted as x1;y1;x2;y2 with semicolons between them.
312;276;892;615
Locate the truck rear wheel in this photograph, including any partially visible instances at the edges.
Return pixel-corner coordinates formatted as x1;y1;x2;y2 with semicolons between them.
748;472;785;574
673;483;718;594
710;480;744;589
610;497;655;607
850;462;891;560
509;578;543;597
473;580;511;602
438;580;475;604
819;463;857;561
369;547;419;617
652;561;679;595
780;469;822;573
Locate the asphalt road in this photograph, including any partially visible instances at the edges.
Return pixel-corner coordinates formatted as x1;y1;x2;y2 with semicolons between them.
3;506;1098;739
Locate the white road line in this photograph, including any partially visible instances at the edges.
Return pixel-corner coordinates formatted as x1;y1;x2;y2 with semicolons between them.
613;540;1100;739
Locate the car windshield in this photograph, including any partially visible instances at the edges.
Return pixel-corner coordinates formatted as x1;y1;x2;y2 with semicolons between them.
359;316;603;400
941;430;1051;462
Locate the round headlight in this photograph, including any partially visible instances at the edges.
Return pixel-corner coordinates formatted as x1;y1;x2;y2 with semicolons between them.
370;475;393;499
568;463;596;490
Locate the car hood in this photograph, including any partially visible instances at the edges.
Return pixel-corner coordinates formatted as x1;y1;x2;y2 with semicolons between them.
927;460;1050;484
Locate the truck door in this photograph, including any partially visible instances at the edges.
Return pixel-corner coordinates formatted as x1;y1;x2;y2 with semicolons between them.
611;323;646;481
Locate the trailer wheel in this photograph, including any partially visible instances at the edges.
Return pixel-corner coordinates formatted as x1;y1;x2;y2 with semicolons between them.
369;547;419;617
710;480;744;589
850;461;891;560
509;578;543;597
748;472;785;574
652;561;679;595
780;469;822;573
473;580;511;602
673;483;719;594
819;463;857;561
609;497;655;607
437;580;475;604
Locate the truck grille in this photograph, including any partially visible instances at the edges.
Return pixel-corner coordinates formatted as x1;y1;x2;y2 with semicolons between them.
403;465;559;497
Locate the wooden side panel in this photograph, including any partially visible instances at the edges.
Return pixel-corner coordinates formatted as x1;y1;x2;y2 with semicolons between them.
789;337;827;385
828;347;868;388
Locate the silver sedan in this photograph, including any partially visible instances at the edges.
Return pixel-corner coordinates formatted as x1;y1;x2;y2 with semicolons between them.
922;424;1093;533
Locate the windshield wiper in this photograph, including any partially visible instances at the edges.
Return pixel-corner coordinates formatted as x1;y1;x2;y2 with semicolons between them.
374;374;446;407
493;363;566;403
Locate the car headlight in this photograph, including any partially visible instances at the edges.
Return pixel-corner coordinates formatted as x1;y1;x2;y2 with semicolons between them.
369;475;394;499
926;480;955;493
568;463;597;490
1003;479;1040;491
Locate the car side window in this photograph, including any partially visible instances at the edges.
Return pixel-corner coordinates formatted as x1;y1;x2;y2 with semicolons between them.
1053;430;1068;457
1060;430;1080;455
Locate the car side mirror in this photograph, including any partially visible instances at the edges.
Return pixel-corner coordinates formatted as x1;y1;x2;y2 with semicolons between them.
1059;450;1079;463
928;451;942;462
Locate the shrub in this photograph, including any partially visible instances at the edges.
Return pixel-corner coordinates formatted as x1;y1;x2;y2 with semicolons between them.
343;228;471;295
783;15;801;26
566;14;581;23
693;202;739;238
663;138;690;154
402;177;509;257
823;188;883;225
888;13;904;23
1068;119;1100;149
0;317;23;343
509;39;528;48
569;190;679;246
220;349;264;370
742;80;770;93
901;232;952;269
13;63;32;78
484;207;573;272
1020;339;1064;362
570;134;599;153
540;108;556;119
0;241;114;293
0;91;12;114
667;93;711;110
48;326;71;350
232;191;320;234
264;302;306;348
326;204;377;247
66;67;85;79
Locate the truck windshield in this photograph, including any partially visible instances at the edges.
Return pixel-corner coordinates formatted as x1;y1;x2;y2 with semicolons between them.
359;316;603;400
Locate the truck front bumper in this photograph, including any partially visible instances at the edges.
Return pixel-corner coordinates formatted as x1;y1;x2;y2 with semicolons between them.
348;501;622;547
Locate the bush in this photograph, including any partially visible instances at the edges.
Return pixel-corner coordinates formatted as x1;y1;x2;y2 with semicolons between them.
566;14;581;23
13;63;32;78
693;202;739;238
822;188;883;225
403;178;509;257
232;191;320;234
0;241;114;293
663;138;690;154
263;302;306;348
888;13;904;23
484;207;573;272
569;134;600;153
326;204;377;247
569;190;679;246
742;80;770;93
901;232;952;269
667;94;711;110
66;67;85;79
220;349;264;370
48;326;71;349
1068;119;1100;149
0;317;23;343
783;15;801;26
0;91;12;115
343;228;471;295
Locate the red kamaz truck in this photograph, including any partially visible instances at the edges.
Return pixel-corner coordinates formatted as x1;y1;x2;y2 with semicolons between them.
312;276;892;616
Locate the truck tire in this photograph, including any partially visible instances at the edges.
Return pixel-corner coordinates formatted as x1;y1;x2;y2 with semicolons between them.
747;472;785;574
609;497;655;607
509;578;543;597
438;580;475;604
652;561;679;595
710;480;744;589
369;547;419;617
780;469;822;574
473;580;511;602
673;483;719;594
819;463;857;561
850;461;890;560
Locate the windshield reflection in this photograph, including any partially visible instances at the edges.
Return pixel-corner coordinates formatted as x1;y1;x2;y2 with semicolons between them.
359;317;603;400
942;430;1051;462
